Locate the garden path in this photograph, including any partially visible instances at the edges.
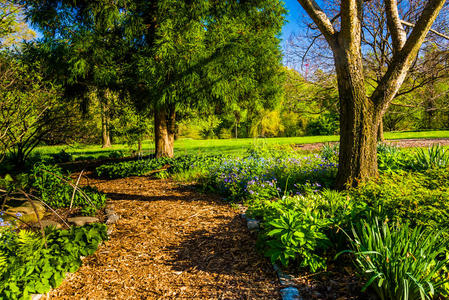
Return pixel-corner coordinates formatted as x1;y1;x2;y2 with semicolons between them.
48;176;279;299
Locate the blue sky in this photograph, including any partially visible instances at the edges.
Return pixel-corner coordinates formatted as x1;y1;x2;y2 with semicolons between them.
280;0;305;45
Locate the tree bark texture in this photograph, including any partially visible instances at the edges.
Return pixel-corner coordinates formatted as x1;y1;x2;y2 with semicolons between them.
332;15;381;188
154;105;175;158
101;101;111;148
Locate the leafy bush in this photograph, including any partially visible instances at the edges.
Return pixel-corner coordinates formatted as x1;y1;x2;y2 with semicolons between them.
96;154;224;179
107;150;124;159
377;143;413;172
305;113;339;136
342;217;449;300
247;192;366;271
50;150;73;163
350;170;449;231
413;144;449;170
31;164;106;215
0;223;107;299
96;158;170;179
320;143;338;164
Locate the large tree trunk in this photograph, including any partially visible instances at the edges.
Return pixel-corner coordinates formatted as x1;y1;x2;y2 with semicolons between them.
333;43;381;189
154;105;175;158
101;102;111;148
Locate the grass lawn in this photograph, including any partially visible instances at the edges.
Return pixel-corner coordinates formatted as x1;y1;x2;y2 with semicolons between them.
33;130;449;158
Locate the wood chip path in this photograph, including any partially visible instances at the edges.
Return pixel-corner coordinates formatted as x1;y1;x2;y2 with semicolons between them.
48;176;280;299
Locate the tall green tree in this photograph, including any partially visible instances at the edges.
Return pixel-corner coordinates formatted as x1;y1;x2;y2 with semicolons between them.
23;0;285;157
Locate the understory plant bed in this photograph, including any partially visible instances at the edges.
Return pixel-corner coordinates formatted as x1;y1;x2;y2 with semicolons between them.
0;166;112;299
0;223;108;299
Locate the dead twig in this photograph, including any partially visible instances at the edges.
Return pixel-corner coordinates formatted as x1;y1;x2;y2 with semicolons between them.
70;170;84;210
27;193;70;228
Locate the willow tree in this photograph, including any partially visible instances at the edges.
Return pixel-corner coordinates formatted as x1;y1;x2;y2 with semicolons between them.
296;0;447;188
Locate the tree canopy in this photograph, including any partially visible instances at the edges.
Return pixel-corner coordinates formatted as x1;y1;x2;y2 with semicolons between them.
23;0;286;157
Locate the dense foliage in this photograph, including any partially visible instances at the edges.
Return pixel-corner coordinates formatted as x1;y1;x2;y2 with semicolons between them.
30;164;106;216
95;154;225;179
345;218;449;300
0;223;107;299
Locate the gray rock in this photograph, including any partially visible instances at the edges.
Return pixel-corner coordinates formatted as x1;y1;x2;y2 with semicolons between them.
67;216;99;226
246;219;260;230
106;213;120;225
280;287;301;300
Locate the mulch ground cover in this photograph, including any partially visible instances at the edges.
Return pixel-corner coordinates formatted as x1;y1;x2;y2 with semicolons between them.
47;176;280;299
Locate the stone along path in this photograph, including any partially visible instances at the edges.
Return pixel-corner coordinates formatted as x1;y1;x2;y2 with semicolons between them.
48;176;279;299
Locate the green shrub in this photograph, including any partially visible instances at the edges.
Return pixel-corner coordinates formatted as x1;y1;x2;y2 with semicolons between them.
50;150;73;163
95;155;224;179
305;113;339;136
350;170;449;231
320;143;338;164
377;144;414;172
96;158;170;178
31;164;106;215
0;223;107;299
107;150;124;159
341;217;449;300
247;192;367;271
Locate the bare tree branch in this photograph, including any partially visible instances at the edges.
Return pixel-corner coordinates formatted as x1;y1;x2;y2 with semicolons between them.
401;19;449;40
296;0;337;47
371;0;447;110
